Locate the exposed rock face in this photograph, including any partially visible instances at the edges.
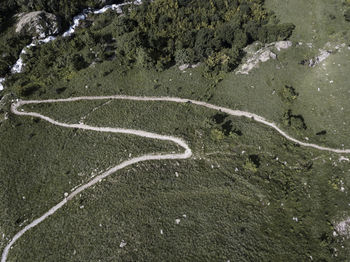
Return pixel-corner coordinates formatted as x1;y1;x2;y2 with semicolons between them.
275;41;293;51
16;11;61;39
236;41;292;75
308;49;332;67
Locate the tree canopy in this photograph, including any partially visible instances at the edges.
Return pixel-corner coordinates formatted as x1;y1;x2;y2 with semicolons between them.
112;0;295;72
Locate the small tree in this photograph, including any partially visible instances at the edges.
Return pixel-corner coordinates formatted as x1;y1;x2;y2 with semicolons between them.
16;82;42;97
70;54;87;71
174;48;195;65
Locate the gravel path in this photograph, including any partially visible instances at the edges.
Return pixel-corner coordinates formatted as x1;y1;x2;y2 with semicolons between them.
2;95;350;262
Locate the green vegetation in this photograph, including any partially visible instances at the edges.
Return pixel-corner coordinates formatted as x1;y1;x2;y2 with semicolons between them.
1;0;350;261
3;98;350;261
0;1;126;77
0;0;118;31
3;0;295;94
0;30;31;76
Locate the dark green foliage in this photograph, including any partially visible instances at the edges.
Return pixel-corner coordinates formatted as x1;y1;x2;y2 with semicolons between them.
0;1;18;32
0;37;32;76
345;8;350;22
194;28;216;59
0;60;9;76
4;0;296;95
0;0;125;32
174;48;195;65
279;85;299;103
16;82;42;96
258;23;295;43
283;109;307;130
111;0;295;72
70;54;88;71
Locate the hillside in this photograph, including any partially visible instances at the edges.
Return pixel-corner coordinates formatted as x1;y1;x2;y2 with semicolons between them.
1;0;350;261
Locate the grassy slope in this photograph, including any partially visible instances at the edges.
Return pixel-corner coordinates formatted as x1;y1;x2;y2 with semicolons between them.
5;97;350;261
1;0;350;261
0;107;178;253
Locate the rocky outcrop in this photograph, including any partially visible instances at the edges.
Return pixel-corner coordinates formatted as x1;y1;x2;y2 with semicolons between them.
236;41;292;75
16;11;61;39
307;49;332;67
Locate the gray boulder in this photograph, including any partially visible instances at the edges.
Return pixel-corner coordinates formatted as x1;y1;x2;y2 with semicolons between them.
16;11;61;39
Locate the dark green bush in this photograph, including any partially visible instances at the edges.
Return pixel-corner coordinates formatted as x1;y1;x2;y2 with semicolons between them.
0;60;9;76
258;23;295;43
16;82;42;96
70;54;88;71
345;8;350;22
9;0;296;86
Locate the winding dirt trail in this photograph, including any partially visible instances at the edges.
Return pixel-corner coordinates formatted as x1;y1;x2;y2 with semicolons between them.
2;95;350;262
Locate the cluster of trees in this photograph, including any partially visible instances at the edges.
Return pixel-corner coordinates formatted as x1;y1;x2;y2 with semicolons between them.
0;0;124;32
6;0;296;96
0;0;125;77
111;0;295;73
0;34;32;77
7;23;117;95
